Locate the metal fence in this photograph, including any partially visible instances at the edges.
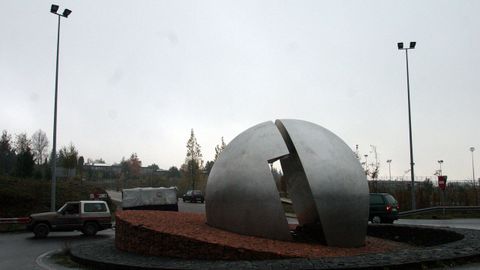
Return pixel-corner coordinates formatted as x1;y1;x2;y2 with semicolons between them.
0;217;30;224
399;206;480;217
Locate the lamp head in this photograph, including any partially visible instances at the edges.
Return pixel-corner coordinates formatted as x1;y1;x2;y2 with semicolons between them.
397;42;404;50
50;4;59;14
409;41;416;49
62;9;72;17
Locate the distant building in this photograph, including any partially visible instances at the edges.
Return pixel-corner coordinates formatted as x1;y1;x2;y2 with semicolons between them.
84;163;122;174
83;163;169;179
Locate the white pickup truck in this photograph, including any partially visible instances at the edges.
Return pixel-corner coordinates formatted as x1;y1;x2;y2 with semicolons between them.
27;200;112;238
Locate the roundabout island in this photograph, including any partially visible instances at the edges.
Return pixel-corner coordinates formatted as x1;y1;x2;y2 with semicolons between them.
69;120;480;269
70;210;480;270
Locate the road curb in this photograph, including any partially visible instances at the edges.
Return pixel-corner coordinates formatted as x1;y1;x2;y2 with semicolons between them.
36;249;61;270
36;248;86;270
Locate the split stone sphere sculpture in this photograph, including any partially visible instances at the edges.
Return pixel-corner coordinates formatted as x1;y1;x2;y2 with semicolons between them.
206;119;369;247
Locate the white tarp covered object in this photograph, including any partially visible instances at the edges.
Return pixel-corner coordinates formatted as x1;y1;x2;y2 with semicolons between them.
122;187;177;208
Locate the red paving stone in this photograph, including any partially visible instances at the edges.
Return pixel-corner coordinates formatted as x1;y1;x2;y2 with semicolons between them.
116;210;410;260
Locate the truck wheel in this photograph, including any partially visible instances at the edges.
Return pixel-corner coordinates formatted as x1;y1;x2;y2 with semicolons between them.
372;216;381;224
82;222;98;236
33;223;50;238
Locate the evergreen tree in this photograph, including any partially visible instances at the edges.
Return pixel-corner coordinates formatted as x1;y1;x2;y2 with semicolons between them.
77;156;85;179
128;153;142;178
185;129;203;190
119;154;142;179
58;143;78;169
167;166;181;178
0;130;15;175
204;160;214;175
14;133;34;177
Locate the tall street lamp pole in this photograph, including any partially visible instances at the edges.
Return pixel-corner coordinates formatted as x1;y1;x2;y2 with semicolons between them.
387;160;392;180
398;41;417;209
438;160;444;176
471;147;477;205
50;4;72;211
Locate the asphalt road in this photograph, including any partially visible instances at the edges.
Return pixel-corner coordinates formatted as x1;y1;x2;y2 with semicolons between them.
0;230;114;270
0;192;206;270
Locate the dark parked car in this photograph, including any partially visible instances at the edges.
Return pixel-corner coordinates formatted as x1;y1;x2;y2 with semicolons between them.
182;190;204;203
369;193;399;224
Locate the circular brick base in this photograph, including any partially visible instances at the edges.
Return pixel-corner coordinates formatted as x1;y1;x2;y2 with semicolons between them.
69;211;480;269
115;210;410;260
71;225;480;270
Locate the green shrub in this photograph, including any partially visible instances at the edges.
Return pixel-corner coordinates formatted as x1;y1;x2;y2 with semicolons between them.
0;176;114;217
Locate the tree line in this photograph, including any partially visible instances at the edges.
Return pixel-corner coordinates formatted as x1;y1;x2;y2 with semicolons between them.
0;128;229;194
370;178;480;210
1;129;50;178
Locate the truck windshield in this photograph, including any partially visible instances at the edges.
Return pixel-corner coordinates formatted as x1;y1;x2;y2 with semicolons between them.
57;203;80;214
57;203;68;212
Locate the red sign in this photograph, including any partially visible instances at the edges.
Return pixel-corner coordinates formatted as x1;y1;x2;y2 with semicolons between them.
438;175;448;190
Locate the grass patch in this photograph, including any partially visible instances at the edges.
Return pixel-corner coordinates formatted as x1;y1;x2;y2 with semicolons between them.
49;241;89;269
0;176;115;218
51;253;87;269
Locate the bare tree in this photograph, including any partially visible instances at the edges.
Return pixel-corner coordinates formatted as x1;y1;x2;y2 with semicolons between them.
214;137;226;161
369;145;380;180
31;129;49;165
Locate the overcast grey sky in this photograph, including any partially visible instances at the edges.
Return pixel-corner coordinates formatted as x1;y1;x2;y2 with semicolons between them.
1;1;479;180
